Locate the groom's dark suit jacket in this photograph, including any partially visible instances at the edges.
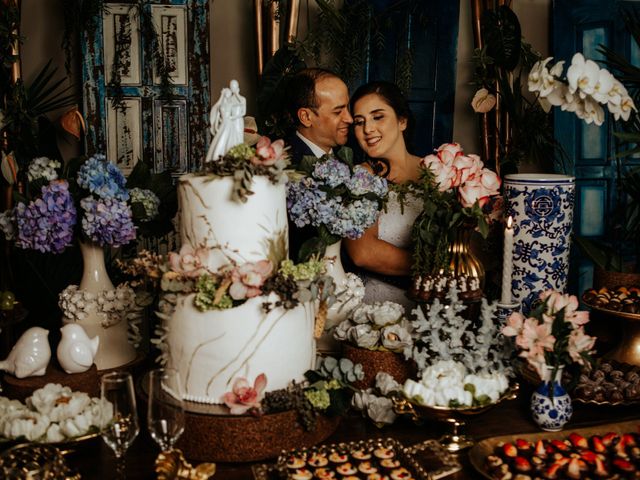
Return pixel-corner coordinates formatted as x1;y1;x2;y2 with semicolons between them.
285;132;316;170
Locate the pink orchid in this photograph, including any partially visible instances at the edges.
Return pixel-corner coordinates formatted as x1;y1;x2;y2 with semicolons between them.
168;244;209;278
222;374;267;414
516;317;555;358
501;311;525;337
568;329;596;365
229;259;273;300
252;137;286;166
565;310;589;328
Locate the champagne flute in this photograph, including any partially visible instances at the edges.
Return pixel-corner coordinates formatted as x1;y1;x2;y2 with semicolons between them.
100;371;140;480
147;367;185;452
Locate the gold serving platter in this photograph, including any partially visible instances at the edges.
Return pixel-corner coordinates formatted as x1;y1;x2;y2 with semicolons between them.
582;293;640;321
252;437;460;480
0;431;100;454
468;419;640;479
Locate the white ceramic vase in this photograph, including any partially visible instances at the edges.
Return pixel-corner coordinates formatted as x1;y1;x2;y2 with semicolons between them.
504;174;575;315
59;241;136;370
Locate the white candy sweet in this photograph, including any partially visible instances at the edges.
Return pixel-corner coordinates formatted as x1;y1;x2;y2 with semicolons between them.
0;327;50;378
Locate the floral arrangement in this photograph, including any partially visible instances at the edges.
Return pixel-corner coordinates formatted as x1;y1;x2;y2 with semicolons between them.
333;301;413;353
222;356;364;431
528;53;636;126
411;142;502;275
501;290;596;379
402;286;511;408
0;383;112;442
156;246;334;314
351;372;403;426
287;148;388;260
0;154;166;253
202;136;289;202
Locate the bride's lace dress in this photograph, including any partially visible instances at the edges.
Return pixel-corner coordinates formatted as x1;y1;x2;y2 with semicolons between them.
361;190;422;312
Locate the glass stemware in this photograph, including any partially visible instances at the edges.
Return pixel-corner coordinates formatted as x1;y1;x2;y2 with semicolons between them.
147;367;185;452
100;371;140;479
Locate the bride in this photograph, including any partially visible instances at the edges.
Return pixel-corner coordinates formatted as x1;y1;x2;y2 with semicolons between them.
344;81;424;312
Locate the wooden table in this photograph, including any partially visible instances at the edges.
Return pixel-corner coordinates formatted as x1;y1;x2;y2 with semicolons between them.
61;381;640;479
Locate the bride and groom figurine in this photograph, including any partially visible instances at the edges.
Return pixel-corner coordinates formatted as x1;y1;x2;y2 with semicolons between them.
205;79;247;162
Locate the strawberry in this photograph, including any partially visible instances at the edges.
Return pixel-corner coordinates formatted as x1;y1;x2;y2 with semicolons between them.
566;457;583;479
502;442;518;457
612;457;634;472
516;438;532;451
602;432;618;446
591;435;606;453
514;456;532;472
535;439;547;457
568;433;588;449
593;457;609;478
550;439;569;451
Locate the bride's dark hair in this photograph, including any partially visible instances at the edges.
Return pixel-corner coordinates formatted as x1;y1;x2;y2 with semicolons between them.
350;81;415;178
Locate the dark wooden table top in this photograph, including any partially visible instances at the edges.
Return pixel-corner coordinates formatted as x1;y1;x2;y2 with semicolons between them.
58;381;640;479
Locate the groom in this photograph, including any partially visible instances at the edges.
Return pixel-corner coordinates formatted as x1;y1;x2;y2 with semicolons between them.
284;68;353;167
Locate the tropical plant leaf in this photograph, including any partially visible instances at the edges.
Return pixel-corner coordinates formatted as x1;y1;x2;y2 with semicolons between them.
481;5;522;71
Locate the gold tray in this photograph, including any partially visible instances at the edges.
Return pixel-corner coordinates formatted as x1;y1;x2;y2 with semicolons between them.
582;294;640;321
468;419;640;479
0;431;100;454
252;437;460;480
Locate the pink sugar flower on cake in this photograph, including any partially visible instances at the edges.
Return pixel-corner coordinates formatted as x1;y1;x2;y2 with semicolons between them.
229;259;273;300
252;136;286;166
222;373;267;414
168;244;209;278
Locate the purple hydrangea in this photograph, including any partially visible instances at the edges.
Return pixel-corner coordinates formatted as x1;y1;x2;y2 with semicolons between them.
347;165;388;197
80;197;136;247
14;180;77;253
77;154;129;201
312;157;351;188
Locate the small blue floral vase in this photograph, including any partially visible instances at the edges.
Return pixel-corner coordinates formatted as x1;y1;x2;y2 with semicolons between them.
530;366;572;432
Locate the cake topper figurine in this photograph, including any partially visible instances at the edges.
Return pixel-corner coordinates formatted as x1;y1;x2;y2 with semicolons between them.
57;324;100;374
205;79;247;162
0;327;51;378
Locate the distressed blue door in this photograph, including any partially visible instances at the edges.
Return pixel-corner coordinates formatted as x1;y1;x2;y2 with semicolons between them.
553;0;640;293
350;0;460;156
81;0;209;176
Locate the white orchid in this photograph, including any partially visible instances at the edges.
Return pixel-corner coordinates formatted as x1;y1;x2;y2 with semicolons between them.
529;51;636;127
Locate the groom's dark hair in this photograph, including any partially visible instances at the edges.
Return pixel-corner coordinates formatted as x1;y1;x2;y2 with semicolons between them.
284;68;343;127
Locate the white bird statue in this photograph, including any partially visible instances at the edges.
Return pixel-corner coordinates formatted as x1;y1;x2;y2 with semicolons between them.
0;327;51;378
57;324;100;374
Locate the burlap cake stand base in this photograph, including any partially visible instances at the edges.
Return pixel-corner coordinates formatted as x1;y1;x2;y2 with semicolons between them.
176;402;341;462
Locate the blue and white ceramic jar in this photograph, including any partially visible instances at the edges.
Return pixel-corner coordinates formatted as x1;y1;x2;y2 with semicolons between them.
504;174;575;315
530;366;573;432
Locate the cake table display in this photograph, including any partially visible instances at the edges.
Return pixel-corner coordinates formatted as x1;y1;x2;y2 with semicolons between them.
151;81;344;461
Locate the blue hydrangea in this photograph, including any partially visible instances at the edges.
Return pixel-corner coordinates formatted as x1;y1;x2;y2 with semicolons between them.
14;181;76;253
77;154;129;201
80;197;136;247
312;157;351;188
287;155;388;240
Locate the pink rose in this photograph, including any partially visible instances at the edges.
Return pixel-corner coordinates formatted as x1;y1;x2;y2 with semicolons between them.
457;177;486;207
422;155;456;192
222;374;267;414
252;137;285;166
479;168;501;195
435;143;464;165
229;259;273;300
168;244;209;278
451;154;478;187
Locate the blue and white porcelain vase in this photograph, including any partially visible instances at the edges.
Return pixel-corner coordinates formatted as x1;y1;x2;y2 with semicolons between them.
504;174;575;315
530;366;572;432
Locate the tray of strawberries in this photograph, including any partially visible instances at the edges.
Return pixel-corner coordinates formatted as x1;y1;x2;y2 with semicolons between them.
469;420;640;479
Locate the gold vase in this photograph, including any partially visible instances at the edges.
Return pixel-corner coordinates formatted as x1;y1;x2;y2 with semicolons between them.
448;227;485;288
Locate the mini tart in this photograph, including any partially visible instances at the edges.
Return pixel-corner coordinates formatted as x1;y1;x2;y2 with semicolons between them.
286;456;307;469
380;458;401;469
328;452;349;463
341;477;360;480
307;453;329;467
289;468;313;480
373;447;396;459
335;462;357;475
367;474;390;480
352;449;372;461
314;468;336;479
358;461;378;474
390;467;414;480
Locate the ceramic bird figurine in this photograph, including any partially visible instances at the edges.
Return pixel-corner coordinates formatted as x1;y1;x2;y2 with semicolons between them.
0;327;51;378
57;324;100;374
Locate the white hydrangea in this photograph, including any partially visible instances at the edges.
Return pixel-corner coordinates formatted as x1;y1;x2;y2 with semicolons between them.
27;383;72;416
27;157;60;182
